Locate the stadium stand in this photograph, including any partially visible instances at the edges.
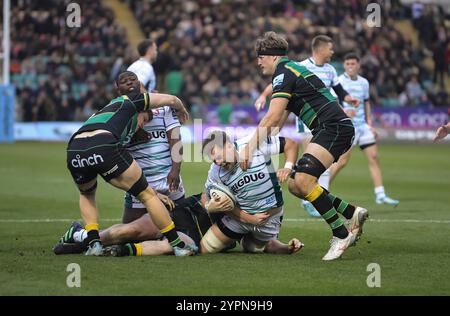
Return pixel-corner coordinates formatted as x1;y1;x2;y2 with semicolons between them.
9;0;450;121
10;0;134;121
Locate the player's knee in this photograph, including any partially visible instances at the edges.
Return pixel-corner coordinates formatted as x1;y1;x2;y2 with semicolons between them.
293;173;316;197
288;179;302;198
79;181;97;195
137;186;158;205
127;173;149;199
200;229;227;254
368;152;379;163
241;235;266;253
295;154;326;178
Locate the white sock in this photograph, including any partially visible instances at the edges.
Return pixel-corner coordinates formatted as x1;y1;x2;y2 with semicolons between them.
375;186;385;198
73;229;87;242
318;168;331;190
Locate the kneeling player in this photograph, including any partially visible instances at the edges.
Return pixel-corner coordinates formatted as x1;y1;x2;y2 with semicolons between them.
199;130;302;254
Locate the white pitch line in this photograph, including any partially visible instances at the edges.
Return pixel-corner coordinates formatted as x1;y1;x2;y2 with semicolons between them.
284;218;450;224
0;218;450;224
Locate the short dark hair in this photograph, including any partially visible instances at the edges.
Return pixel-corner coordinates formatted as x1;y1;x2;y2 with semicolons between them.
311;35;333;52
115;71;137;85
202;130;231;157
344;52;360;62
137;39;155;57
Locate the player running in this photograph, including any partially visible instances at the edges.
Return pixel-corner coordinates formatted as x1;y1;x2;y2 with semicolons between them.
241;32;368;261
329;53;399;205
65;70;196;256
254;35;359;217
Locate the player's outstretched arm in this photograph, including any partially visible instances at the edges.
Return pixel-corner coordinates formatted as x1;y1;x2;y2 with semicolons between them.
433;123;450;142
264;238;304;254
149;93;190;123
241;98;288;171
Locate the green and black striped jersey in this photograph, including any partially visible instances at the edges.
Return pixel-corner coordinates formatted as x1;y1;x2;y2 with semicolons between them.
271;57;349;130
75;93;150;144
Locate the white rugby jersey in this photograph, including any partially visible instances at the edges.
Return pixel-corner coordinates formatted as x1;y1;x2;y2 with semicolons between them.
299;57;339;89
204;135;284;214
127;106;180;182
127;58;156;92
339;73;370;127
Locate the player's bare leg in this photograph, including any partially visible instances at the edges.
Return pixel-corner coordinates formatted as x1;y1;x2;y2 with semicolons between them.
289;143;361;260
76;178;103;256
329;148;353;183
100;213;160;245
363;145;399;205
200;224;235;254
109;160;197;255
102;232;195;257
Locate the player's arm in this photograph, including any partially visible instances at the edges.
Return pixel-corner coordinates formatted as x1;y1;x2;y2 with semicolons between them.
277;137;298;183
364;100;373;126
228;206;270;226
433;122;450;142
242;98;289;170
254;83;274;111
264;238;304;254
167;126;182;192
241;67;295;170
200;192;269;225
148;93;190;123
332;84;359;107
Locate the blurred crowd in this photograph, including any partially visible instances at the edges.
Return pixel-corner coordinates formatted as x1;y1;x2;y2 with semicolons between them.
8;0;450;122
10;0;134;121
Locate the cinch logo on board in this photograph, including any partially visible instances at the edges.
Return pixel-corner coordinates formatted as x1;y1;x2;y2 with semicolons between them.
71;154;104;168
231;172;265;192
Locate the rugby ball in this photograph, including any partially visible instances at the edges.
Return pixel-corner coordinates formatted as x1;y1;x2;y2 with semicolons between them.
206;182;236;208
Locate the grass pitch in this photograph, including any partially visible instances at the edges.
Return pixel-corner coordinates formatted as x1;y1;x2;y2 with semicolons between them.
0;142;449;295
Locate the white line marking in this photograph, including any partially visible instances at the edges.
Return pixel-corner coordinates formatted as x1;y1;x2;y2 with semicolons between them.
0;218;449;224
284;218;450;224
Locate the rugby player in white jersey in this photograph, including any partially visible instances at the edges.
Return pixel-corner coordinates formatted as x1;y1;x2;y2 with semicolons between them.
199;130;304;254
128;39;157;92
254;35;360;217
330;53;399;205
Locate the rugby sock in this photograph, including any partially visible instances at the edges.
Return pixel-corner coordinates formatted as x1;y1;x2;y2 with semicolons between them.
305;185;348;239
123;243;142;256
85;223;100;245
321;187;356;220
73;229;87;242
160;221;185;248
375;186;386;199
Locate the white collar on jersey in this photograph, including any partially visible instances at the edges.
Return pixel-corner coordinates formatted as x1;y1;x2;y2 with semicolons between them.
308;57;325;67
343;72;359;81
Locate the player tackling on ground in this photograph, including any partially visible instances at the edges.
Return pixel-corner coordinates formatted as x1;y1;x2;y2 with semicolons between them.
241;32;368;261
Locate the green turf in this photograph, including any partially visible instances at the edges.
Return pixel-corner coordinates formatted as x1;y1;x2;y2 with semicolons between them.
0;142;450;295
